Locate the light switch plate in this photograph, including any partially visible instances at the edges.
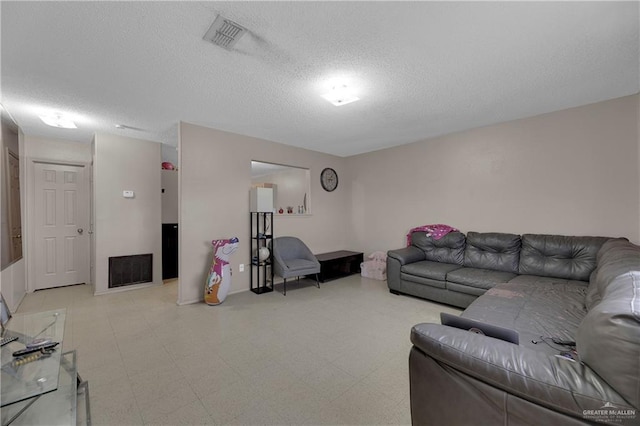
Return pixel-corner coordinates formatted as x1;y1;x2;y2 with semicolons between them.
123;190;135;198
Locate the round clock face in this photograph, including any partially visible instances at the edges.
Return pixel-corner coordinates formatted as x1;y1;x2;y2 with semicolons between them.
320;168;338;192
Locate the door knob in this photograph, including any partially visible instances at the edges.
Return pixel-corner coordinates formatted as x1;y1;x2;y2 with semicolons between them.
77;228;84;235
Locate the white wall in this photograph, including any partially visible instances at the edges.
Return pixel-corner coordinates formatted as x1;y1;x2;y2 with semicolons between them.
23;136;92;164
179;123;351;304
348;94;640;251
161;170;178;223
93;133;162;294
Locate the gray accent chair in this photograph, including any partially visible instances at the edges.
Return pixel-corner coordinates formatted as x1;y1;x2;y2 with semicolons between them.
272;236;321;295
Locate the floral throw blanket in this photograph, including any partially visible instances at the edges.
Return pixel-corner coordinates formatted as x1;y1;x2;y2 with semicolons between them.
406;224;459;246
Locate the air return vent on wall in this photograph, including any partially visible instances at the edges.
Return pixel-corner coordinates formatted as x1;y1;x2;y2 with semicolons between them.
203;15;247;50
109;254;152;288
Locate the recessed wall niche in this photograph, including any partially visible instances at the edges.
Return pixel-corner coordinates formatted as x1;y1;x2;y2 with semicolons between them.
251;161;310;215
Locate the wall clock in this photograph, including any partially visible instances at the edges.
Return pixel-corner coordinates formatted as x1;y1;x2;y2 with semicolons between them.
320;168;338;192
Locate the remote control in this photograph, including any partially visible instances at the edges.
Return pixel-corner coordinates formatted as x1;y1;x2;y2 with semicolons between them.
0;336;19;347
12;342;58;357
26;338;52;349
552;338;576;346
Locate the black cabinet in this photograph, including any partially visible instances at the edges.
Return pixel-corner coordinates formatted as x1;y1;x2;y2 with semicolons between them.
250;212;273;294
314;250;363;282
162;223;178;280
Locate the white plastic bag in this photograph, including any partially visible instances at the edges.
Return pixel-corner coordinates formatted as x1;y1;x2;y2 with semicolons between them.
361;251;387;281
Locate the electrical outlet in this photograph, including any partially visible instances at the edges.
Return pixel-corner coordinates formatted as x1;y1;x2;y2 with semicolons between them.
239;264;245;272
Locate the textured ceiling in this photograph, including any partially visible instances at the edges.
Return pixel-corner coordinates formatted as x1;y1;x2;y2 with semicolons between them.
1;1;638;157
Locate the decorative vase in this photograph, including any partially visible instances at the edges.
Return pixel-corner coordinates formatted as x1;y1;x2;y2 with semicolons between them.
258;247;270;262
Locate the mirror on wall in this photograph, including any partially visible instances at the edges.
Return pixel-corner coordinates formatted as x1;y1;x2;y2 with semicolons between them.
1;109;23;270
251;161;311;215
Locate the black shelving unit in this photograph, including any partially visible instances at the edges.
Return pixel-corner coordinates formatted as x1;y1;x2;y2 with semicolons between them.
250;212;274;294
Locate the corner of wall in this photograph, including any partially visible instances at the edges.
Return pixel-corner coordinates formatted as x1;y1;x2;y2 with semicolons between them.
636;94;640;244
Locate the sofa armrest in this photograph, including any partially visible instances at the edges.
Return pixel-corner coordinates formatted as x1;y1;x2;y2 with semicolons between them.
410;323;634;416
387;246;425;266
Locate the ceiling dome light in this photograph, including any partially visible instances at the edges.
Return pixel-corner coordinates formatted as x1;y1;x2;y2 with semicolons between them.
321;85;359;106
39;113;77;129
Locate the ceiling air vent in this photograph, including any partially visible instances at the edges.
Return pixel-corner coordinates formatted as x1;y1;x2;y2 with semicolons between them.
203;15;246;50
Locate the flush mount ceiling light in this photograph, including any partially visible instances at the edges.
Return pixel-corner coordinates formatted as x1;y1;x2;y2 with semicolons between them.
39;113;77;129
321;85;360;106
203;15;247;50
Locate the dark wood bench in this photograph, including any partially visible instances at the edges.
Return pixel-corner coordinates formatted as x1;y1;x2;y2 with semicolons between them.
314;250;363;283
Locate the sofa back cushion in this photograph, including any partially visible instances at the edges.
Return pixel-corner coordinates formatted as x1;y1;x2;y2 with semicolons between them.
585;238;636;310
577;266;640;409
412;231;466;265
518;234;609;281
463;232;521;273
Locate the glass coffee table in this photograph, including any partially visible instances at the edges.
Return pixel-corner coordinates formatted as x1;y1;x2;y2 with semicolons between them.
1;309;90;425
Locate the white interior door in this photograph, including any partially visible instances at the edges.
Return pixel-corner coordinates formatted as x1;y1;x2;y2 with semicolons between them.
34;162;89;290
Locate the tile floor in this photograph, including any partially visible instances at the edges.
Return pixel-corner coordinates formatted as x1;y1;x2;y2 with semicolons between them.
15;275;461;425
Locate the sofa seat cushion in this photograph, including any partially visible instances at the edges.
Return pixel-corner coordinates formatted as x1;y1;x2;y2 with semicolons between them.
446;267;516;290
507;274;588;286
285;258;319;272
462;279;588;355
401;261;463;289
402;261;463;281
446;282;488;297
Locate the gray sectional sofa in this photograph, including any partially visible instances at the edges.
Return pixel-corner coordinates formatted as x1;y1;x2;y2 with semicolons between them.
387;231;609;308
388;233;640;424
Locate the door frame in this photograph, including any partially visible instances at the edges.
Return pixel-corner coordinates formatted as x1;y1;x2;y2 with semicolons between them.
26;158;92;293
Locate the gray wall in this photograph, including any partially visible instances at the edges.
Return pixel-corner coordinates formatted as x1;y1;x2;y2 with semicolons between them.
5;94;639;309
179;123;351;304
93;133;162;294
348;94;640;251
179;94;639;304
